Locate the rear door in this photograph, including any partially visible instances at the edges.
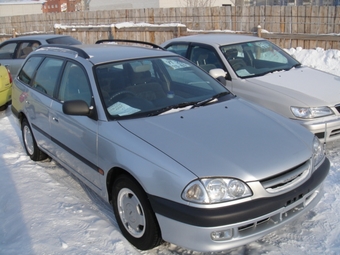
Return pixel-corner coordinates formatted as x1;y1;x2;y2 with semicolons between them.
16;56;63;153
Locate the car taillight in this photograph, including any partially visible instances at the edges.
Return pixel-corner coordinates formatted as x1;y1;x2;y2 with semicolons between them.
6;68;12;83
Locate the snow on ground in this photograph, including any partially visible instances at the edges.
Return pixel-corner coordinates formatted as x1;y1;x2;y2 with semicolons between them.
286;47;340;77
1;48;340;255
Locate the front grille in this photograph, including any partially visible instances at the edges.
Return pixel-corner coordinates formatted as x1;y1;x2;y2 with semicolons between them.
260;160;311;193
285;193;304;206
315;132;325;139
330;128;340;137
238;218;270;232
216;184;323;244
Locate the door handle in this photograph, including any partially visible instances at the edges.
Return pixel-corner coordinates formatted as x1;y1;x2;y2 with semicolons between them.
52;117;59;122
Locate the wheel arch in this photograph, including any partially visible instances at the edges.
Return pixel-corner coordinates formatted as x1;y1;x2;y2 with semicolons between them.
17;111;27;126
106;167;140;205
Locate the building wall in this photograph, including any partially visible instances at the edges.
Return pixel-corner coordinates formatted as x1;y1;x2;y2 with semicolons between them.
0;2;43;17
42;0;82;13
89;0;234;11
89;0;159;11
43;0;65;13
159;0;234;7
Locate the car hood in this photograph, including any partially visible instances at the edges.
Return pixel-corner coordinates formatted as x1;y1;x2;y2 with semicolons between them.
118;98;313;182
248;66;340;106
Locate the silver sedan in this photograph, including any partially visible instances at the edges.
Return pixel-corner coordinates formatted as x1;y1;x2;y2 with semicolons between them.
0;34;81;76
161;34;340;143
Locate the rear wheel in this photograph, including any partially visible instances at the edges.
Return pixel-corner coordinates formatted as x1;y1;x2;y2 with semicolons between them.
21;118;48;161
112;174;163;250
0;103;8;111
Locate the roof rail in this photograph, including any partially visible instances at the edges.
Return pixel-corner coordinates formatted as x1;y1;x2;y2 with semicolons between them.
37;44;90;59
95;39;165;50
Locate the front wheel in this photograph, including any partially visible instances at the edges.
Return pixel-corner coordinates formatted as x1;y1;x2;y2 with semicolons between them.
21;118;48;161
112;175;163;250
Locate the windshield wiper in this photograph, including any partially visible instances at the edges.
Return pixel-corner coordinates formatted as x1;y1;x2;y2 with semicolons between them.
148;102;197;116
261;68;285;76
289;63;302;70
261;64;302;76
191;91;230;108
149;92;230;116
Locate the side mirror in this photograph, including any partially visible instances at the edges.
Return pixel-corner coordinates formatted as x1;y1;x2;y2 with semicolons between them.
209;68;227;85
63;100;90;116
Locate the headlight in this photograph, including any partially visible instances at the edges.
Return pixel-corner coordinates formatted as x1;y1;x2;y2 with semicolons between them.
291;106;333;119
313;136;325;168
182;178;252;204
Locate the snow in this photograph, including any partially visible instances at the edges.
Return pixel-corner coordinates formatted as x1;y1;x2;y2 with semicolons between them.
1;48;340;255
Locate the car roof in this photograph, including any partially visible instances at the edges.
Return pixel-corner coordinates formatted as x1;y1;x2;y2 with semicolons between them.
162;33;266;46
36;44;178;65
3;34;73;42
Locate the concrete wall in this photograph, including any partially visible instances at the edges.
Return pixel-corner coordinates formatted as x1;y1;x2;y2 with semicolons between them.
0;2;43;17
89;0;159;11
158;0;234;7
89;0;234;11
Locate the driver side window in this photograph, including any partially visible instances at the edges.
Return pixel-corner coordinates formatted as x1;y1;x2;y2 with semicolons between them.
58;62;92;106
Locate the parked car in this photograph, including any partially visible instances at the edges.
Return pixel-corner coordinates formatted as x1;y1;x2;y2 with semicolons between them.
11;41;329;252
161;34;340;143
0;34;81;76
0;64;12;111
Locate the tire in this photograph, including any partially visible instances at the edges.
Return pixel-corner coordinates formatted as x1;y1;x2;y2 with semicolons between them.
21;118;48;161
112;174;163;250
0;103;8;111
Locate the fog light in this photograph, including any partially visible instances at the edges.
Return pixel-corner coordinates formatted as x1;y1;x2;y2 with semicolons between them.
211;229;233;241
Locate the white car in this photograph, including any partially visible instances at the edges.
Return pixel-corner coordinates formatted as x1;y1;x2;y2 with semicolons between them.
161;34;340;143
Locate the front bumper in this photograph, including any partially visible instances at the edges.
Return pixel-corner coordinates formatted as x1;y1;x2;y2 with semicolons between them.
149;158;329;252
294;115;340;143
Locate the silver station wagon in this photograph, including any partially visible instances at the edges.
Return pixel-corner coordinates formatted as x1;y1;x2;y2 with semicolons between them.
11;41;329;252
161;34;340;143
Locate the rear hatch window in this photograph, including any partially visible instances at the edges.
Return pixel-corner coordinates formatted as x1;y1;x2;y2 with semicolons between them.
46;36;81;45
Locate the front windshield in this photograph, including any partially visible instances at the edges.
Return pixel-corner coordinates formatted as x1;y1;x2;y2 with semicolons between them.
95;56;231;119
220;40;301;78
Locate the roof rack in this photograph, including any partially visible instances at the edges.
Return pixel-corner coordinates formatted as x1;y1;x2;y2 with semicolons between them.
37;44;90;59
95;39;165;50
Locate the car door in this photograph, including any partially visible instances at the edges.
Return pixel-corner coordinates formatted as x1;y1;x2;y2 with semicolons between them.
0;40;41;76
49;61;101;190
17;56;63;153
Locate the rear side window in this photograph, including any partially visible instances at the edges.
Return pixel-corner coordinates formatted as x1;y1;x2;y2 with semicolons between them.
18;56;44;84
32;57;64;97
46;36;81;45
0;42;17;59
16;41;41;59
164;44;189;57
189;46;224;72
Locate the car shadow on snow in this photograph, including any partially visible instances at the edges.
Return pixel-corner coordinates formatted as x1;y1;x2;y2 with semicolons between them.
0;107;34;254
4;106;140;254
